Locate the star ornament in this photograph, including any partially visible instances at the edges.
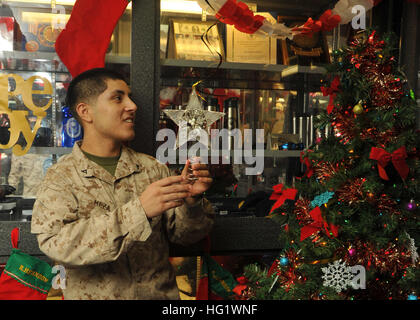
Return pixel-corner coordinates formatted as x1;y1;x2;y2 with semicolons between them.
163;89;225;149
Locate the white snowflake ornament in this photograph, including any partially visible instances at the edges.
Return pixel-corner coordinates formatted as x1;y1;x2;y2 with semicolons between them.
321;259;353;293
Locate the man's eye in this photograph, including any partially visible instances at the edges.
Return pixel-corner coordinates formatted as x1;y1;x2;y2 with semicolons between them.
115;96;122;101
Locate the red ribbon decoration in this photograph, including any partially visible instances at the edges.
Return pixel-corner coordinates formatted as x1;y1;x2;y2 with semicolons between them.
292;10;341;37
0;17;14;32
269;184;298;214
369;146;409;181
300;206;339;241
232;276;248;297
216;0;265;34
318;10;341;32
300;151;314;179
321;76;340;114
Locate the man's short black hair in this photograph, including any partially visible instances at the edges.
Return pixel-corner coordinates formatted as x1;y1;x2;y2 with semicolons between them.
65;68;127;122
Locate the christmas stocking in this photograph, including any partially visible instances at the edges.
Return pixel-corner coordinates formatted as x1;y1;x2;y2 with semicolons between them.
55;0;130;77
0;228;54;300
196;254;239;300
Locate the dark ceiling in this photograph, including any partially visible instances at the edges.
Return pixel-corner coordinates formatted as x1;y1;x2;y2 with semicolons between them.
256;0;338;18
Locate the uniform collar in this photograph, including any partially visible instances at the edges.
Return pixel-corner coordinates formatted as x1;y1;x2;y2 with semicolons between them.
72;141;143;183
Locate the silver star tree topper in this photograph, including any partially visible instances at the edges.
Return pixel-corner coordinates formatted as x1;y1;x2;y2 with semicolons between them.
163;88;225;149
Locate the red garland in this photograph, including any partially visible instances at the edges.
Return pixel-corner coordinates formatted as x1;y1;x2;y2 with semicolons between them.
349;31;404;109
293;198;313;226
340;240;413;274
216;0;265;34
267;249;305;292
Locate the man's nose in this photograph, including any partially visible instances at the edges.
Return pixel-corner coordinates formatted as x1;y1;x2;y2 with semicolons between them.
126;97;138;112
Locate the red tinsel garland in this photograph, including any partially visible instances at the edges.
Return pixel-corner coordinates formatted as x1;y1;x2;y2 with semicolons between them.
348;31;404;109
339;241;413;275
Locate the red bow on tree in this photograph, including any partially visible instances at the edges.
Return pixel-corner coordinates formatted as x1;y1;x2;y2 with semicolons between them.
321;76;340;114
216;0;265;34
232;276;248;297
369;146;409;181
300;206;339;241
299;151;314;179
269;184;297;215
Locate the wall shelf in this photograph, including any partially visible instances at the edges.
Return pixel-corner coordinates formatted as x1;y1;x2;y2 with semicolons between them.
1;148;302;158
162;58;326;77
0;147;72;156
0;51;130;66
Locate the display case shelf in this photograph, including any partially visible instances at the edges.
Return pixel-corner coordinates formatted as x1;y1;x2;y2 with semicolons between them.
0;147;72;156
0;51;130;66
161;59;327;91
162;58;327;77
0;147;301;158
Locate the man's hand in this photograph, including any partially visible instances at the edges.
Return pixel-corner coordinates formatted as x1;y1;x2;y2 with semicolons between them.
181;158;212;205
139;175;192;218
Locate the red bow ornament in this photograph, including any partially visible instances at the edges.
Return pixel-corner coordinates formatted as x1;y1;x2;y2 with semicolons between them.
300;206;339;241
232;276;248;297
369;146;409;181
216;0;265;34
293;17;322;36
321;76;340;114
300;151;314;179
269;184;297;215
318;10;341;32
292;10;341;37
0;17;14;32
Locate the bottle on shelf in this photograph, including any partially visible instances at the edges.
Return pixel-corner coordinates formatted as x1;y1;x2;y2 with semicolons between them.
61;106;83;147
223;97;241;150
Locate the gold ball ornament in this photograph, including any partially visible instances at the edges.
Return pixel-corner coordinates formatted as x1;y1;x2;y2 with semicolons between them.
353;103;364;114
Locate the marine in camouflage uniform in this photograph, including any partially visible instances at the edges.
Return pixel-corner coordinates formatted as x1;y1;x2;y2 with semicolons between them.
31;141;215;299
32;67;215;299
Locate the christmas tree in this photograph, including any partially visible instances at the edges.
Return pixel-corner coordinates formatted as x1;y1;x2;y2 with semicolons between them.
239;31;420;300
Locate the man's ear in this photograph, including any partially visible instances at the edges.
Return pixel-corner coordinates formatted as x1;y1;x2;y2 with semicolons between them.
75;102;92;124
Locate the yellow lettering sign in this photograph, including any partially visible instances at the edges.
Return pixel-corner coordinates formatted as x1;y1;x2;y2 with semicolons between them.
0;73;52;156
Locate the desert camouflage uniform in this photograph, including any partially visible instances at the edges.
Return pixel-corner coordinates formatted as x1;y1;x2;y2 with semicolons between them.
8;153;50;197
31;141;215;299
